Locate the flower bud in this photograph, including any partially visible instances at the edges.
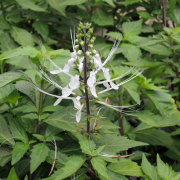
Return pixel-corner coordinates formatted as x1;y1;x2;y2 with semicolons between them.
77;50;82;55
80;41;84;46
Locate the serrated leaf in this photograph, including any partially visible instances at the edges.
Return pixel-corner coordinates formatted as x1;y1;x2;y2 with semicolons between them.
91;157;109;179
108;159;143;177
93;133;147;154
30;143;50;173
8;167;19;180
8;119;28;143
11;26;34;47
123;80;140;104
157;154;174;180
0;115;14;145
92;9;114;26
142;154;159;180
33;21;49;40
122;20;142;37
44;155;86;180
121;43;142;61
15;0;46;12
12;142;29;165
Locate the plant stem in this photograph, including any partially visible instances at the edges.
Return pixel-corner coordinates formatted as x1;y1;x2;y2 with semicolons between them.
161;0;167;27
83;35;91;136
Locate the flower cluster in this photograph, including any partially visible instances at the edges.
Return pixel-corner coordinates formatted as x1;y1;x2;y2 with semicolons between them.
36;22;143;123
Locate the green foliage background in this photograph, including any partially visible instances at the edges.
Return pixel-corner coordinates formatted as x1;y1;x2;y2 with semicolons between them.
1;0;180;179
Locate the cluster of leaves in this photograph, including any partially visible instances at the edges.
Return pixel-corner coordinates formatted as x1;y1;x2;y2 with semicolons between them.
1;0;180;179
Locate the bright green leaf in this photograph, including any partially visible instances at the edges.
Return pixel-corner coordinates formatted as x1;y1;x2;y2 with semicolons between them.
15;0;46;12
108;159;143;177
12;142;29;165
8;167;19;180
142;154;159;180
11;26;34;47
44;155;86;180
92;9;114;26
91;157;109;179
30;143;50;173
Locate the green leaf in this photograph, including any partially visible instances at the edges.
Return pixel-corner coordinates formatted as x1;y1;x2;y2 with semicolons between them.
0;115;14;145
30;143;50;173
105;32;123;40
47;0;87;16
142;154;159;180
33;21;49;40
91;157;109;179
8;167;19;180
123;81;140;104
141;44;172;56
122;20;142;37
133;110;180;127
8;119;28;143
108;159;143;177
15;0;46;12
44;155;86;180
0;84;15;100
171;7;180;26
0;46;39;60
117;0;140;5
157;154;174;180
103;0;115;7
93;133;147;154
135;129;179;154
12;142;29;165
107;170;128;180
11;26;34;47
0;148;11;167
92;9;114;26
121;43;142;61
0;72;23;87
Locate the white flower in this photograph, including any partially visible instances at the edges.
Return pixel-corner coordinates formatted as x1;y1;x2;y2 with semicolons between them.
72;96;84;123
87;71;97;97
93;54;103;69
69;75;80;90
78;62;83;73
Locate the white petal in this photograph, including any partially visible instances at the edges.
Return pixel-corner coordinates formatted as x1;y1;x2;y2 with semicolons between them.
63;64;70;73
78;62;83;72
50;69;62;74
62;86;72;97
69;75;80;90
103;68;110;80
71;52;77;58
103;82;110;89
54;97;63;106
110;82;118;89
89;86;97;97
93;54;103;69
76;110;81;123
